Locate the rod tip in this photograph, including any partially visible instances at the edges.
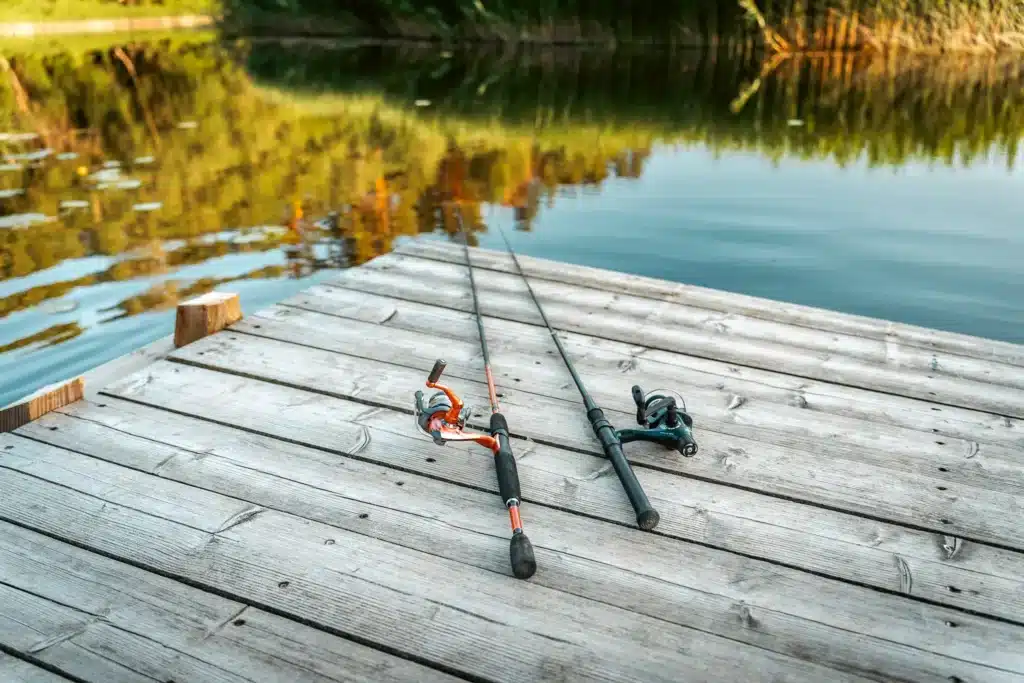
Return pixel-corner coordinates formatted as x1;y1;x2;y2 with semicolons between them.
510;532;537;579
637;509;660;531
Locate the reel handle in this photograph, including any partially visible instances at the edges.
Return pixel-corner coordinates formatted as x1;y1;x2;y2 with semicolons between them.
631;385;647;425
428;359;447;384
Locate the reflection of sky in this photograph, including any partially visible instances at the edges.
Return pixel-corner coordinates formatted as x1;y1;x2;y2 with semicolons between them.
0;245;333;407
466;145;1024;345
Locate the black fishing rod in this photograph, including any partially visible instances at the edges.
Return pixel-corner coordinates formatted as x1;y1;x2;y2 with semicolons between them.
491;225;699;532
413;204;537;579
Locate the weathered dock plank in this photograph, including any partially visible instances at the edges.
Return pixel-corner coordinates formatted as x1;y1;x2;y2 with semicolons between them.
2;241;1022;683
0;654;73;683
88;361;1024;623
398;241;1024;367
281;283;1023;449
16;401;1024;683
343;251;1024;417
164;330;1024;551
0;523;462;683
0;435;875;683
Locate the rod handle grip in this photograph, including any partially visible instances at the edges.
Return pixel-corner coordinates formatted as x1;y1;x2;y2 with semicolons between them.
428;359;447;384
510;532;537;579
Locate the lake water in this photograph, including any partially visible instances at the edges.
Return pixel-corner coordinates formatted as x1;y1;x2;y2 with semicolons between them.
1;38;1022;407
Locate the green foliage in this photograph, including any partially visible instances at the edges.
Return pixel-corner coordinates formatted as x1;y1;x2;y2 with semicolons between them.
0;0;215;22
2;35;1023;349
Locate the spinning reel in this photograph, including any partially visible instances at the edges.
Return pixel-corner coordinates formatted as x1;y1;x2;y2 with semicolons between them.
615;385;698;457
414;360;499;453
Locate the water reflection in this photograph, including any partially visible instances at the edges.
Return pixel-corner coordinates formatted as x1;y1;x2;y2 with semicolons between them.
1;35;1022;402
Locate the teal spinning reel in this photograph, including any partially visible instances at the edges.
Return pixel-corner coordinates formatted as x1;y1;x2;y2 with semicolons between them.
615;385;698;457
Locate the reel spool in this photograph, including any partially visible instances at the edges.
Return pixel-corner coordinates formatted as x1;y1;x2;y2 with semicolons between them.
626;385;699;457
414;389;473;445
632;387;693;429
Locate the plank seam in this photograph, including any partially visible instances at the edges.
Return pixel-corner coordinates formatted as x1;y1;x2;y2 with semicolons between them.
84;389;1024;629
16;421;1024;677
237;313;1024;495
277;297;1023;447
169;338;1024;556
41;409;1024;659
0;514;484;683
319;279;1021;420
0;641;91;683
0;578;248;683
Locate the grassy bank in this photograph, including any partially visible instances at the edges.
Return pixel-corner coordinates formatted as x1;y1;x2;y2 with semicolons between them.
0;0;215;23
223;0;1024;52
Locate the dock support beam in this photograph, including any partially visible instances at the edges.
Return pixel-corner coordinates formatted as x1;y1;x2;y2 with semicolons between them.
174;292;242;348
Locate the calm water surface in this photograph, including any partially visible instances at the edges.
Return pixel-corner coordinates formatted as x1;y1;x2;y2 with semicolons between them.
1;39;1021;406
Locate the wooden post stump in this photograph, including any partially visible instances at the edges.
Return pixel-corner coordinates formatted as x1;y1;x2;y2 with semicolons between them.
174;291;242;348
1;377;84;432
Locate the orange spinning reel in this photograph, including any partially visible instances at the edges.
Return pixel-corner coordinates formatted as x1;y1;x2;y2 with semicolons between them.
414;360;498;453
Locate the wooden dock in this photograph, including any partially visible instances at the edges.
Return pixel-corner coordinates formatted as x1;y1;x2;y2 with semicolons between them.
2;240;1023;683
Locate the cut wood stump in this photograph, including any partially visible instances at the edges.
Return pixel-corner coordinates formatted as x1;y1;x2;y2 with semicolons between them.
174;291;242;348
0;377;84;432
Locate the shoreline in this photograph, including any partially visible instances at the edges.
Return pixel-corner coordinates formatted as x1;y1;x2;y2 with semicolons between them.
0;14;213;38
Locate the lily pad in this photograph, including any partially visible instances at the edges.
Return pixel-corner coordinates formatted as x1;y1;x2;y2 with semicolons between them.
133;202;162;212
59;200;90;210
0;213;51;228
414;99;432;107
96;178;142;191
40;299;79;314
5;148;53;162
57;152;79;161
177;121;198;129
0;164;22;172
0;132;39;143
787;119;805;127
134;156;156;165
0;188;24;199
90;168;121;183
102;160;122;169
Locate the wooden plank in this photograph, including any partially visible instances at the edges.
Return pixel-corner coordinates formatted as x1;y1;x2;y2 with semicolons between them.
367;251;1024;398
0;522;464;683
340;252;1024;417
397;241;1024;367
239;304;1024;497
81;334;175;400
19;401;1024;683
164;331;1024;551
174;291;242;348
93;362;1024;623
1;378;84;433
0;582;244;683
284;283;1023;450
0;654;72;683
0;444;876;683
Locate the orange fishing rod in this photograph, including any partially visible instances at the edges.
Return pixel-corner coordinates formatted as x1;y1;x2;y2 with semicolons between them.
413;203;537;580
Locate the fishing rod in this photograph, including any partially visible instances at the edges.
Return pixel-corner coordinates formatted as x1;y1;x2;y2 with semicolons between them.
413;203;537;580
492;224;699;532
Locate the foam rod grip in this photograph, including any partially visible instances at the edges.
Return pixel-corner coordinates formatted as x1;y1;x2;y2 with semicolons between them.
428;359;446;383
510;533;537;579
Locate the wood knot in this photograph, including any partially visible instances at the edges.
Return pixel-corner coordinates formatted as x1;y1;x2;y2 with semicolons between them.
941;535;963;561
727;395;746;411
734;602;758;629
894;555;913;595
